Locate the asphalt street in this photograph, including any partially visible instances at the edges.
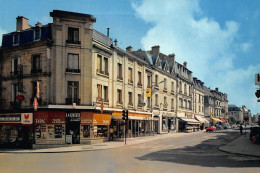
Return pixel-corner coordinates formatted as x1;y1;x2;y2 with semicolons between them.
1;130;260;173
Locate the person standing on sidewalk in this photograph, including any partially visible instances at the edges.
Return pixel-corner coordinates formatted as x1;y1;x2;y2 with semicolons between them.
240;124;243;135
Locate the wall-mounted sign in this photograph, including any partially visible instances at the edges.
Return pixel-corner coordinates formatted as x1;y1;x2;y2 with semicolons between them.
146;88;151;97
16;95;25;102
0;115;21;122
21;113;33;124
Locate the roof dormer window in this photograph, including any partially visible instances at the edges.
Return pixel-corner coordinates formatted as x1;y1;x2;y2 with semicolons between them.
34;27;41;41
13;33;19;45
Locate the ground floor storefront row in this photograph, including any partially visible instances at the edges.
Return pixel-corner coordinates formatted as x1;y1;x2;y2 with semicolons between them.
0;109;157;148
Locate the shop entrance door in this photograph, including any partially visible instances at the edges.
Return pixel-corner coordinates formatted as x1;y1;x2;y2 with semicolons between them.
66;113;80;144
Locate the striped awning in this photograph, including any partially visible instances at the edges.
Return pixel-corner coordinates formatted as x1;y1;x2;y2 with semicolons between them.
180;118;200;125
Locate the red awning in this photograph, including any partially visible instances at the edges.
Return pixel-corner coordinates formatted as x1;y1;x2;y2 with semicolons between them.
220;118;226;123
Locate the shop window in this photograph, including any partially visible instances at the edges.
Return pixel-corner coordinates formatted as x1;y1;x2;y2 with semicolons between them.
54;125;62;138
82;125;90;138
31;55;42;74
67;54;80;73
67;27;80;44
97;125;108;138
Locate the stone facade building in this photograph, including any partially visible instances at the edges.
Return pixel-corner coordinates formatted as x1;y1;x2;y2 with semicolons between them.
0;10;228;148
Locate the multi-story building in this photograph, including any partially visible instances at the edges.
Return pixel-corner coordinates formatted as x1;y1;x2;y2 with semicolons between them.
204;87;228;125
0;10;221;148
228;105;243;124
193;78;209;129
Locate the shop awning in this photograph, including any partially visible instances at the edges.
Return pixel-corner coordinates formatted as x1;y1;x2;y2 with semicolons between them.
195;115;205;123
211;117;222;123
180;118;200;125
220;118;226;123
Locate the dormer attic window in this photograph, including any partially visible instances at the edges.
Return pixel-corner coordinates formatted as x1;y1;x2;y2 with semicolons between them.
34;27;41;41
13;33;19;45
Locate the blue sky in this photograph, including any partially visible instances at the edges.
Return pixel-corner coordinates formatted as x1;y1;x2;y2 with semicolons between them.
0;0;259;115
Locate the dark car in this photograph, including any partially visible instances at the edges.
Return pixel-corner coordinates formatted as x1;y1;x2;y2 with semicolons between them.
250;126;260;143
206;126;216;132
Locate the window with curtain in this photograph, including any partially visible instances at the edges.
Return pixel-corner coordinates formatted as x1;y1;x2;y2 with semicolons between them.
67;54;79;72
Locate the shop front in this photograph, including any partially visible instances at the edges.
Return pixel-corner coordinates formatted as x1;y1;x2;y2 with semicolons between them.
66;112;80;144
111;111;152;139
195;115;209;130
80;111;111;144
162;112;176;133
0;113;33;148
178;118;200;133
34;111;66;145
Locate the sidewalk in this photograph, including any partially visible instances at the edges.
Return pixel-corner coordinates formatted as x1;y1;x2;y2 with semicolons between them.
0;131;198;153
219;132;260;157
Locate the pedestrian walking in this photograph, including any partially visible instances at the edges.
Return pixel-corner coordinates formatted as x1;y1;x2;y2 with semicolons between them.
240;124;243;135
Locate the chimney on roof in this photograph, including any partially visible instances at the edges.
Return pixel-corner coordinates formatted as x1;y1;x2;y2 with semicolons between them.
183;61;187;68
126;46;133;52
151;45;160;56
216;87;219;91
114;39;118;47
107;28;110;37
16;16;31;31
35;22;42;27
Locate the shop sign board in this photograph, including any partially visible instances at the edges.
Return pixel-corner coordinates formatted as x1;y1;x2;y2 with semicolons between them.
66;113;80;122
81;112;111;125
146;88;151;97
21;113;33;124
0;114;21;122
34;111;66;124
33;97;38;111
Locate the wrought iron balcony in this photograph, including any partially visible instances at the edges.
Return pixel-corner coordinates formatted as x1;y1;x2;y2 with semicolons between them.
31;68;42;74
66;98;80;105
66;40;81;44
66;68;81;73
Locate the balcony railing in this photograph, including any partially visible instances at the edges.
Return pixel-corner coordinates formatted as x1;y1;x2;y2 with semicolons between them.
171;90;175;95
66;40;81;44
137;82;142;87
96;69;109;76
10;101;21;108
128;80;133;84
66;68;81;73
31;68;42;74
66;98;80;105
117;76;123;81
163;88;167;92
10;71;22;76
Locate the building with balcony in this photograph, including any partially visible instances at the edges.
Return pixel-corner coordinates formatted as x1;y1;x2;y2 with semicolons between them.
193;78;209;129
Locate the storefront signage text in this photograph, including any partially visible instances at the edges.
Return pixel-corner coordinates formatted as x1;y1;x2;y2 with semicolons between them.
0;115;20;122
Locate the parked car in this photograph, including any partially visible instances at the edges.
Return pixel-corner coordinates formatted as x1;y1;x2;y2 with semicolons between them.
206;126;216;132
250;126;260;143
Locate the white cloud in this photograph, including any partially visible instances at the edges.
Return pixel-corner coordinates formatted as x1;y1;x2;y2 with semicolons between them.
132;0;260;114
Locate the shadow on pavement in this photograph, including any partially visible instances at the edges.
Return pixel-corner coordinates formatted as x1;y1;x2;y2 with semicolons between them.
136;131;260;168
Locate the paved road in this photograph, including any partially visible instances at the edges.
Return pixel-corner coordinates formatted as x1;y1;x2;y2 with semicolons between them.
1;130;260;173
